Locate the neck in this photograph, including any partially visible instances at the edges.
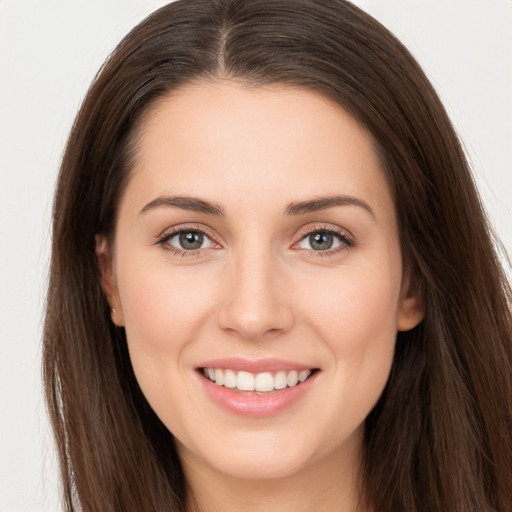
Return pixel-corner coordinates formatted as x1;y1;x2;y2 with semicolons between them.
180;436;366;512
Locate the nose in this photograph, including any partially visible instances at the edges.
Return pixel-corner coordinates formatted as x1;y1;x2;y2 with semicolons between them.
216;248;295;341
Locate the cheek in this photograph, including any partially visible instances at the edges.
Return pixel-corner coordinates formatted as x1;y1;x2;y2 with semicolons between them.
304;264;401;343
115;253;215;376
300;264;401;406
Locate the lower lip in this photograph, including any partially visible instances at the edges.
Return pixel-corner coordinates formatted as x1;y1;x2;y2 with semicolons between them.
198;371;318;417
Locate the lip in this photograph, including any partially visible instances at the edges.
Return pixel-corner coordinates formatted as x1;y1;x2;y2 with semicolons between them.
196;358;319;418
196;357;314;374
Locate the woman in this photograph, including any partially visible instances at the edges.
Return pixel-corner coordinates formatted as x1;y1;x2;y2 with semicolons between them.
43;0;512;511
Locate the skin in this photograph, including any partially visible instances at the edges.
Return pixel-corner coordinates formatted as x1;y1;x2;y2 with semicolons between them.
97;80;424;512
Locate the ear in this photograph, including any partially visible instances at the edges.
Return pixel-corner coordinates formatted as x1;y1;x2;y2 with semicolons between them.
95;234;124;326
397;267;424;332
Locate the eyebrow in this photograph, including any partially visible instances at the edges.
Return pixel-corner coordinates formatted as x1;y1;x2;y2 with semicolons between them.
284;195;376;219
139;194;375;219
140;196;225;216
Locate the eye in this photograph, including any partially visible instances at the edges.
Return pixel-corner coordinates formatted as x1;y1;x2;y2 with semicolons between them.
296;229;353;252
159;229;217;252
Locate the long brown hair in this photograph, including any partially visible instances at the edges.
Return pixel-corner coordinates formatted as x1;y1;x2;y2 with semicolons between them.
43;1;512;510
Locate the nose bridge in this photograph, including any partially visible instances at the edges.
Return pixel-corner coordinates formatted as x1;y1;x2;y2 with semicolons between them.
217;238;293;340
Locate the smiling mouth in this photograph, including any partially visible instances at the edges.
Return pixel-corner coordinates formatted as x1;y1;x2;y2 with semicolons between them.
201;367;318;394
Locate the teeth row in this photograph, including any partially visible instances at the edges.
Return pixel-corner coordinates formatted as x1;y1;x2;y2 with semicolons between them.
203;368;312;392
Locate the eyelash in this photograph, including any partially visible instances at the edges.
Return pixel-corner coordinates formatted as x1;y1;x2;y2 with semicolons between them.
294;225;355;258
156;224;219;258
155;224;355;258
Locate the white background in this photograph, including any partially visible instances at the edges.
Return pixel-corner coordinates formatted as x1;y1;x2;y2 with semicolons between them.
0;1;510;511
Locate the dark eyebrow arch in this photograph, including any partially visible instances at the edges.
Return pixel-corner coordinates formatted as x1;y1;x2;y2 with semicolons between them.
140;195;225;216
284;195;375;219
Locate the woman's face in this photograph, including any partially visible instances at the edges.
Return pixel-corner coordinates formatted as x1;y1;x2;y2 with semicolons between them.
99;81;423;482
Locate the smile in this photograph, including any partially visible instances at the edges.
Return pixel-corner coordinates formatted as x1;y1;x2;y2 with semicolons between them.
197;360;320;417
202;368;313;393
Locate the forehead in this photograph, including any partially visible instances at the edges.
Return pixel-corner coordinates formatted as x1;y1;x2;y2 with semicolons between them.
123;80;394;220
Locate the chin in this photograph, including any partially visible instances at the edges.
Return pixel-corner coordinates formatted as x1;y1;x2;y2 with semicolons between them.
204;450;313;481
176;426;339;482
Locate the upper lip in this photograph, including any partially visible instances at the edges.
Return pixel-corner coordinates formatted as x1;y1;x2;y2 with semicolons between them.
196;357;317;374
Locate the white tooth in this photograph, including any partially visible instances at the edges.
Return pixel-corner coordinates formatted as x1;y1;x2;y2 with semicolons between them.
298;369;311;382
255;372;274;392
287;370;299;387
207;368;215;381
237;371;255;391
274;371;288;390
214;368;224;386
224;369;237;388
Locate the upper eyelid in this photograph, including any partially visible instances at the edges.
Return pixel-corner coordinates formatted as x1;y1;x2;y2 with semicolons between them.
156;223;219;243
295;223;354;241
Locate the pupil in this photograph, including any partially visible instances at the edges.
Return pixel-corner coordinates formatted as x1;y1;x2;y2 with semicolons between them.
310;232;333;250
179;231;203;250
